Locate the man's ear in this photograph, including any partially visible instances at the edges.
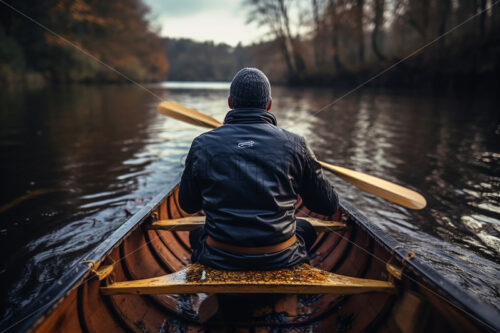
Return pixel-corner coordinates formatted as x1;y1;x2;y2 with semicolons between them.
266;98;272;111
228;96;234;109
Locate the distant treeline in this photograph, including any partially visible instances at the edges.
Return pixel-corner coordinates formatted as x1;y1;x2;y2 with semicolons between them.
163;38;301;83
0;0;168;86
164;38;251;82
242;0;500;90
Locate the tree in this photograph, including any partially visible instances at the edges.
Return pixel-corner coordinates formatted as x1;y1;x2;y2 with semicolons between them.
371;0;386;61
405;0;431;42
437;0;451;48
355;0;365;65
327;0;345;71
245;0;305;78
311;0;325;67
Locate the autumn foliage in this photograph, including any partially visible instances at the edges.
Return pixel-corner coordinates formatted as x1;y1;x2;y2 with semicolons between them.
0;0;168;84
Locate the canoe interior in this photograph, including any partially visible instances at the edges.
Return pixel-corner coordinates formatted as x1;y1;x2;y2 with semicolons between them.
16;184;497;333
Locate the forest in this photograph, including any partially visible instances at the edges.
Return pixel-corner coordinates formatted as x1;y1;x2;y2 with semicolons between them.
0;0;168;85
166;0;500;90
1;0;499;90
241;0;500;89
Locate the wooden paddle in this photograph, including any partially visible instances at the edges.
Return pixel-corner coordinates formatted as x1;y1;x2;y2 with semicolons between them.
158;101;426;210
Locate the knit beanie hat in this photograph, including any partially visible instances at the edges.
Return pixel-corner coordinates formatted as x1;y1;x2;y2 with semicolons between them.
229;68;271;109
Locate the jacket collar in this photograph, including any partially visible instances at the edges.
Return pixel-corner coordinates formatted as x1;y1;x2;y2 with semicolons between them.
223;108;277;126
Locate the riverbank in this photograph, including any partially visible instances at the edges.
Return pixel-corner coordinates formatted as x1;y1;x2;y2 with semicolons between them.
163;36;500;93
288;39;500;93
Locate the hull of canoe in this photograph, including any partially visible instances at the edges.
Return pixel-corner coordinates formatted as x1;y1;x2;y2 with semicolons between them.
9;181;500;333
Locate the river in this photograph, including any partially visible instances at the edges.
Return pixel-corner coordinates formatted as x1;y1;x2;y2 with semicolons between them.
0;82;499;328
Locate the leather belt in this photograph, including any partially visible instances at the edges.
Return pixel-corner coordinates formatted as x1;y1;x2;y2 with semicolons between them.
206;234;297;255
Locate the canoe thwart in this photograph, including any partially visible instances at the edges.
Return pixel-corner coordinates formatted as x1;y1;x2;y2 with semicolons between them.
148;216;348;232
100;263;396;295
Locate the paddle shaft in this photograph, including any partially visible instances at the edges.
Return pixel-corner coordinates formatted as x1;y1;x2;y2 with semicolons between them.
158;101;426;210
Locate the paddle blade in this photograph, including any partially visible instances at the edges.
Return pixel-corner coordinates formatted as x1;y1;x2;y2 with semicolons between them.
319;162;427;210
158;101;222;129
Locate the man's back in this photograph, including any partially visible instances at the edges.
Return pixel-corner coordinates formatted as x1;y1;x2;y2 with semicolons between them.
179;107;338;270
179;67;337;270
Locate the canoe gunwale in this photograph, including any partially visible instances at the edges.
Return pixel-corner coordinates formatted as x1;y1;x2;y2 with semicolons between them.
339;199;500;332
6;178;181;333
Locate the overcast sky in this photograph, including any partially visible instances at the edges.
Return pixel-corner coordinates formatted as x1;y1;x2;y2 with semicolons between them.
144;0;266;46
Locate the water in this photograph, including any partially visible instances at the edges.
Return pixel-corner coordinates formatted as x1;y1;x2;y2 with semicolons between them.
0;82;499;327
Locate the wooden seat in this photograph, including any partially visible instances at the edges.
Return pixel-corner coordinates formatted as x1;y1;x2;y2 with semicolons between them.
100;263;396;295
148;216;348;232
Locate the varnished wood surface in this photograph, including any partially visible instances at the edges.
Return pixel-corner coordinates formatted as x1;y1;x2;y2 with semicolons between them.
29;184;489;333
149;216;349;232
318;161;426;210
101;263;396;295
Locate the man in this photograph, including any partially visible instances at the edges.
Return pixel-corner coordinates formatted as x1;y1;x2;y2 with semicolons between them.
179;68;338;271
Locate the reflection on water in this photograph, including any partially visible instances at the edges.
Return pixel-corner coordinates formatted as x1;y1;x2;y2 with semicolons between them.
0;83;499;325
155;81;230;90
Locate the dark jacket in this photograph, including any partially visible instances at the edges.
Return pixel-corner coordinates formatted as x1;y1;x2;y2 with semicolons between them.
178;108;338;270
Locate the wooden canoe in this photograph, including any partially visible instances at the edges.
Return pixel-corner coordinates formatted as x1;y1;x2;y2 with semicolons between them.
4;179;499;333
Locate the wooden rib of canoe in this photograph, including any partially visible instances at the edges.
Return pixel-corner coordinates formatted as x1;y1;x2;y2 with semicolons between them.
8;180;500;333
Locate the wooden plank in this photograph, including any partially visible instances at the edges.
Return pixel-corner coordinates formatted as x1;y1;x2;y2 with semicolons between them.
149;216;348;232
101;263;396;295
392;291;429;333
33;288;82;333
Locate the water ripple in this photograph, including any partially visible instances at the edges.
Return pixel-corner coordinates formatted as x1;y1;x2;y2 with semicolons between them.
0;83;499;327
